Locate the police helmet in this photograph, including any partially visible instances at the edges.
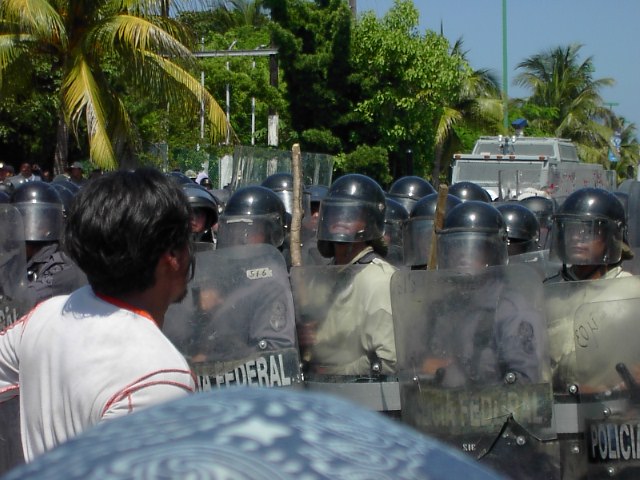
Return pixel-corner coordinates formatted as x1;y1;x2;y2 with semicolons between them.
403;193;461;268
387;176;435;213
51;183;76;218
384;197;409;251
199;177;213;190
182;184;219;240
317;174;386;244
448;182;492;203
166;171;194;186
550;188;626;266
0;191;9;203
437;201;508;270
52;176;81;195
496;203;540;256
261;172;294;215
217;185;286;249
10;181;64;242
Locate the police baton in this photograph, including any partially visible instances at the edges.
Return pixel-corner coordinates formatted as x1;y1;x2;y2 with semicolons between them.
428;184;449;270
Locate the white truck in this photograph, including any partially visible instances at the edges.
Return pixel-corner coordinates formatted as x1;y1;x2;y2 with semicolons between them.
450;135;616;202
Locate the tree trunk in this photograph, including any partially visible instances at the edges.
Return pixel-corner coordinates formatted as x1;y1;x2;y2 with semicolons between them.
53;111;69;176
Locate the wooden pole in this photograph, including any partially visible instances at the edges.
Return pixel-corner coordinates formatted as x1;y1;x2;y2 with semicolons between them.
427;184;449;270
290;144;303;267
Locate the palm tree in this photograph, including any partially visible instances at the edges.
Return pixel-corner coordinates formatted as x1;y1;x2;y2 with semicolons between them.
514;43;614;162
431;38;502;186
0;0;228;172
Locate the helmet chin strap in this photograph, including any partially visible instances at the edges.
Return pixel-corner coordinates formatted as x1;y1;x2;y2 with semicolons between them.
563;263;607;281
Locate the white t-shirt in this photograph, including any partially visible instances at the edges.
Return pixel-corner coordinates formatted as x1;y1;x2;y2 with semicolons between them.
0;286;195;461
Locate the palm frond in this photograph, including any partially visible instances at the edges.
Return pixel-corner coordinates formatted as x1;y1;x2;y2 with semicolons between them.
0;0;66;47
62;56;117;169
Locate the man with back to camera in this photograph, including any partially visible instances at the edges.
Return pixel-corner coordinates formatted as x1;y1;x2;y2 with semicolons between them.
0;168;196;462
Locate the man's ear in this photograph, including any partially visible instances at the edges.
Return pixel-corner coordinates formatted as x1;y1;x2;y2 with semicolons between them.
162;249;181;272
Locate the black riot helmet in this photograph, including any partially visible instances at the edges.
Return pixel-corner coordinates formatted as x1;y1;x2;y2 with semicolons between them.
182;184;219;242
384;197;409;265
403;193;461;268
448;181;492;203
496;203;540;256
217;185;286;249
550;188;626;266
437;201;508;270
52;177;81;195
0;191;9;203
387;176;436;213
166;171;194;186
317;174;386;245
261;172;294;215
51;182;76;218
10;181;64;242
519;195;555;248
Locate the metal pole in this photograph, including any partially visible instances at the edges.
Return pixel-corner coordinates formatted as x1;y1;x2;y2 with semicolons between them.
226;40;237;145
502;0;509;133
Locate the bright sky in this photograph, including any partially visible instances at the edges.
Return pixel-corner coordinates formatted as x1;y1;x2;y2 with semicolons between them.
358;0;640;133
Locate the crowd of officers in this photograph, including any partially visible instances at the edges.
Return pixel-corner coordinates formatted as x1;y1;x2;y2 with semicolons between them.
0;161;636;472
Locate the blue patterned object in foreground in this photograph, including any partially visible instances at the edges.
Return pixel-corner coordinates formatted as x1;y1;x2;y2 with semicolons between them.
3;388;503;480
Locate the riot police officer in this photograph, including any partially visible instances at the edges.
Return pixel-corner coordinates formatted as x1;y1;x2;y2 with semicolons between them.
10;181;84;304
546;187;631;282
387;176;435;213
182;184;219;247
304;174;397;375
519;195;555;249
403;192;461;269
383;197;409;266
448;181;492;203
427;201;546;385
496;203;540;256
261;173;294;216
216;185;287;250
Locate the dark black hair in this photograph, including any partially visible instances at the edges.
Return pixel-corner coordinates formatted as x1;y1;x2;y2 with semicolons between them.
64;167;193;296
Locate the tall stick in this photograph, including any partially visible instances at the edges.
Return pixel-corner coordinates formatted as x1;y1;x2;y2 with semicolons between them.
290;144;303;267
428;184;449;270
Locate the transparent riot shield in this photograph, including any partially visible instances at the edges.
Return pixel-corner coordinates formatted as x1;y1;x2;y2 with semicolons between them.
509;249;560;281
290;263;401;412
163;243;301;391
0;206;28;473
393;264;558;478
572;287;640;478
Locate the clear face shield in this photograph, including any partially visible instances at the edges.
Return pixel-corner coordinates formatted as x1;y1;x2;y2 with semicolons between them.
507;237;538;256
216;214;284;249
403;217;434;268
437;231;508;271
317;199;383;243
550;217;623;265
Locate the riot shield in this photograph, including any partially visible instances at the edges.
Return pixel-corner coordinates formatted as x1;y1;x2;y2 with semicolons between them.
0;205;28;473
163;243;301;391
544;276;640;395
290;263;400;412
572;289;640;478
392;264;558;478
509;249;561;281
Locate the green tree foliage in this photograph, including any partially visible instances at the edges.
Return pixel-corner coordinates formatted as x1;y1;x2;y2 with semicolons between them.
333;144;392;186
350;0;462;178
431;38;502;185
264;0;353;153
0;0;228;172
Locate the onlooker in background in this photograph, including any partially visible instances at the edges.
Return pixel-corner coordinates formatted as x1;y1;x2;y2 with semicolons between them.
68;162;86;187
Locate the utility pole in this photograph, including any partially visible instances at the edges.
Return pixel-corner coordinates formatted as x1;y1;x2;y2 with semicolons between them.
502;0;509;133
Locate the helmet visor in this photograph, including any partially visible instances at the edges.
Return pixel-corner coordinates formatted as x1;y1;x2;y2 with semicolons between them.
317;199;384;243
403;217;434;268
14;203;64;242
437;231;508;270
216;214;284;249
550;217;622;265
